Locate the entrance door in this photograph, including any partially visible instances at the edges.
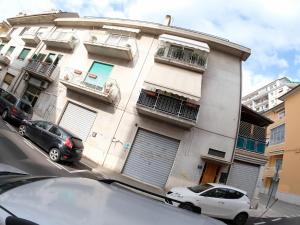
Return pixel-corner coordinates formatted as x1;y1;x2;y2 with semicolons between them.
200;162;220;184
85;62;113;88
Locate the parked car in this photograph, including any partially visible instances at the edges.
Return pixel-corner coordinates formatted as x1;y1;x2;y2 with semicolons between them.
0;167;226;225
166;183;250;225
0;88;33;124
18;120;84;162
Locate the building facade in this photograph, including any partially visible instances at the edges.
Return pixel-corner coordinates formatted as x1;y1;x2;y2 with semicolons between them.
263;85;300;205
227;105;272;200
0;11;250;190
242;77;298;113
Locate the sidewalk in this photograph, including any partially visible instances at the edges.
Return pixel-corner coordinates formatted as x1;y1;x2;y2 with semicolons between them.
249;194;300;218
92;165;166;196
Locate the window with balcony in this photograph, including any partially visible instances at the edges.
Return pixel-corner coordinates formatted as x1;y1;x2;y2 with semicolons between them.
17;48;31;60
6;46;15;56
270;124;285;145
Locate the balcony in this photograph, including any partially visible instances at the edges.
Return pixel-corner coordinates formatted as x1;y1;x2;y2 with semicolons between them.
263;166;282;178
84;33;137;61
21;31;41;46
0;54;11;66
24;59;56;82
60;68;120;104
236;136;266;154
136;89;199;128
43;31;76;51
154;43;208;73
0;32;11;42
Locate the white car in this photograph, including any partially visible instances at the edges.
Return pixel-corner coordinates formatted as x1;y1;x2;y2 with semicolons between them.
166;183;250;225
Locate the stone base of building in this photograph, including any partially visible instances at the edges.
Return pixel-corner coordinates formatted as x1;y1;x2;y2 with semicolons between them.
277;191;300;206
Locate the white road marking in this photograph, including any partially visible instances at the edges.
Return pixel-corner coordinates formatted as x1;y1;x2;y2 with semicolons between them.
254;222;266;225
271;218;282;222
69;169;89;174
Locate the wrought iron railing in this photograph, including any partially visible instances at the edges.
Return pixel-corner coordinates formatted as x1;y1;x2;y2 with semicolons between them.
61;67;120;99
155;44;208;69
24;59;56;78
137;89;199;122
236;135;266;154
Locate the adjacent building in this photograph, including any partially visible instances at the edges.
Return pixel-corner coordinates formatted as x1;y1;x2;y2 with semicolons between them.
242;77;298;113
0;11;251;190
227;105;272;200
262;85;300;205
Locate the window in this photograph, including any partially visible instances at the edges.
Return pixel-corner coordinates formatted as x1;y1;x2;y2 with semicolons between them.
32;53;46;61
85;61;113;88
53;54;63;66
270;124;285;145
223;189;244;199
1;73;15;90
188;184;213;193
0;44;4;51
35;121;51;130
19;27;29;36
17;48;31;60
201;188;227;198
3;92;17;104
44;53;56;64
208;148;226;158
49;126;62;137
6;46;15;56
22;85;41;107
278;110;285;120
37;27;48;38
17;101;33;114
106;34;129;46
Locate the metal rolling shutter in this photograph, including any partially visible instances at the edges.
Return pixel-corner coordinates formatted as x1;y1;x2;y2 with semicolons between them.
59;103;96;141
227;162;260;198
123;129;180;188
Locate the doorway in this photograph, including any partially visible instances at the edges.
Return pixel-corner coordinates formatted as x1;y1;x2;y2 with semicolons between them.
200;162;221;184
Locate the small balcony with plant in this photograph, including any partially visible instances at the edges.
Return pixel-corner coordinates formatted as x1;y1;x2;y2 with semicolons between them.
84;32;137;61
43;31;76;50
136;89;200;128
60;67;120;104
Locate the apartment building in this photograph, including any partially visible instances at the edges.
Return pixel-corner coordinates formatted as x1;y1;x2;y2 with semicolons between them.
227;105;272;200
262;85;300;205
242;77;298;113
0;11;250;190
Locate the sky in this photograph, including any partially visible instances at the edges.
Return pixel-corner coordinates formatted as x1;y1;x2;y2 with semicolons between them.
1;0;300;96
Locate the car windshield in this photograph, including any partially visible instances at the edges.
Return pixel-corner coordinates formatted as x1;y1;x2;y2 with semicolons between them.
188;184;213;193
18;101;33;114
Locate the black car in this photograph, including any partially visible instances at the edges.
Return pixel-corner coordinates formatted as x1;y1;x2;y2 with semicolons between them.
0;88;33;124
18;120;84;162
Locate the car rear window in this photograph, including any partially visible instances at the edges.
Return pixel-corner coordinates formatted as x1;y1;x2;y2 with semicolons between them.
3;93;17;104
18;101;33;114
72;138;84;149
188;184;213;193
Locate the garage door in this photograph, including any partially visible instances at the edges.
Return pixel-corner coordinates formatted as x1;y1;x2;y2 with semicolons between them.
227;161;260;198
59;103;96;141
123;129;180;188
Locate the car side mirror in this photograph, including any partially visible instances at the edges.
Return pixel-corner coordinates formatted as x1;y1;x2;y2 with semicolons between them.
6;216;38;225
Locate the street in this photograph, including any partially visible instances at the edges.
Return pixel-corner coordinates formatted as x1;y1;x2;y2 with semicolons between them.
0;118;300;225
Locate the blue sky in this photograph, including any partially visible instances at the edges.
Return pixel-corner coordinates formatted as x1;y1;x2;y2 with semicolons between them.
1;0;300;95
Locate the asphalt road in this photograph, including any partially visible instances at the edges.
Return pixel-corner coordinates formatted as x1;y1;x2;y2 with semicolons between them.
0;118;99;179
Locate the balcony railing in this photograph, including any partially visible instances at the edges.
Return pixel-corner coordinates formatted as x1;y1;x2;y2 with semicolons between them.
24;59;56;81
84;33;137;60
60;67;120;103
137;89;199;122
236;135;266;154
43;31;76;50
0;54;11;66
155;43;208;72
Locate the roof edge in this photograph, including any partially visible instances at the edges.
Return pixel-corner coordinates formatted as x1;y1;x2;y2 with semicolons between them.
279;84;300;101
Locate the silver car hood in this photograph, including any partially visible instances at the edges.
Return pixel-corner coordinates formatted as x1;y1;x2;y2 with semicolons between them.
0;177;224;225
0;163;28;174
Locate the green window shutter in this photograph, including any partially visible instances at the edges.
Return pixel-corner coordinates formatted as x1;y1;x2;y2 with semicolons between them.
18;48;31;60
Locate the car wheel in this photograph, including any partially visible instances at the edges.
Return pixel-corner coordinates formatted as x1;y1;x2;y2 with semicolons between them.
49;148;61;162
233;212;248;225
18;125;26;136
2;110;8;120
179;202;201;213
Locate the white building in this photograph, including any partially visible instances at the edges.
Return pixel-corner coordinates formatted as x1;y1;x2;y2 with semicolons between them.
242;77;298;113
0;11;250;190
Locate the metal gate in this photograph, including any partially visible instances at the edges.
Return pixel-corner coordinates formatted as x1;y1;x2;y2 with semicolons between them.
227;161;260;198
59;102;96;141
123;128;180;188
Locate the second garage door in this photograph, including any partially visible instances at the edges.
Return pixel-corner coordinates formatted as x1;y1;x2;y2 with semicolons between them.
227;161;260;198
123;128;180;188
59;102;97;141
